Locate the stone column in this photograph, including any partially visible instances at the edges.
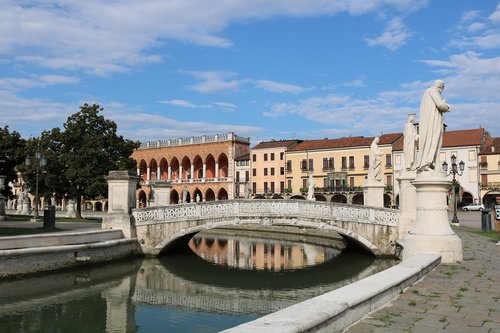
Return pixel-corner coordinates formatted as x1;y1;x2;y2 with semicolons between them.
362;179;385;208
402;170;463;263
156;166;161;180
178;165;183;181
146;167;150;182
168;165;171;180
0;175;6;221
215;162;219;180
397;169;417;239
202;163;206;181
190;165;194;182
66;199;77;218
102;170;139;239
152;181;172;206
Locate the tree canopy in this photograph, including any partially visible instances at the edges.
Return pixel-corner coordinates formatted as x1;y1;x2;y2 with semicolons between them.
0;126;26;198
61;104;139;210
14;103;140;217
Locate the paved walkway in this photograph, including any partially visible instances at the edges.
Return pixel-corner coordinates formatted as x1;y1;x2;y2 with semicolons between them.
345;211;500;333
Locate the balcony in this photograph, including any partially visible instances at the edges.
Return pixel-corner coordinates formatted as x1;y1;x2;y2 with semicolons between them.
480;182;500;189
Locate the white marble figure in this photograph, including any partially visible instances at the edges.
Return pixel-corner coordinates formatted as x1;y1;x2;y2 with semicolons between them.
244;182;251;199
196;194;200;203
368;137;383;181
415;80;450;171
307;172;315;201
403;113;419;170
182;186;188;203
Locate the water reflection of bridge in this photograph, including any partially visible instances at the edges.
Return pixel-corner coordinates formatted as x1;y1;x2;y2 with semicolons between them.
133;255;394;315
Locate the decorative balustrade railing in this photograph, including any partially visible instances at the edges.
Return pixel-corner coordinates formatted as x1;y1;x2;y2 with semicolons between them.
140;177;232;185
138;132;250;149
132;200;399;226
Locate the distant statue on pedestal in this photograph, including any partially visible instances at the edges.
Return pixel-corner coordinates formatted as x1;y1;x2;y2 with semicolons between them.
244;182;251;199
182;186;188;203
196;194;200;203
368;137;383;182
415;80;450;171
307;172;315;201
404;113;419;171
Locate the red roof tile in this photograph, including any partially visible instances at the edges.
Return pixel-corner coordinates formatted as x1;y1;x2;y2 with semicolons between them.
393;128;485;152
480;137;500;155
288;133;402;152
252;140;301;150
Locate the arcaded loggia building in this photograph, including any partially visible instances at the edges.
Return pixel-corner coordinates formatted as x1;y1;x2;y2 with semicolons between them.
131;133;250;206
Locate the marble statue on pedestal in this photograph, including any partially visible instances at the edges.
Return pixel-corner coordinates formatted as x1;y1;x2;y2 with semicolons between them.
368;137;383;181
182;186;188;203
307;172;315;201
414;80;450;171
404;113;419;171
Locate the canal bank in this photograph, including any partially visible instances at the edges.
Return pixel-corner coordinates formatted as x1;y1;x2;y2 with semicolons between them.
0;218;141;278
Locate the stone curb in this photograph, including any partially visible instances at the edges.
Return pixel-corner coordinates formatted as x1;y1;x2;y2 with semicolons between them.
222;254;440;333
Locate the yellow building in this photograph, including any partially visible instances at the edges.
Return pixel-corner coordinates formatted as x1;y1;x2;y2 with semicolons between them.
285;134;401;206
479;137;500;207
250;140;301;197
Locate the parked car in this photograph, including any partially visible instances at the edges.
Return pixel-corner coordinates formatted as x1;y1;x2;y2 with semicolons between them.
462;203;485;211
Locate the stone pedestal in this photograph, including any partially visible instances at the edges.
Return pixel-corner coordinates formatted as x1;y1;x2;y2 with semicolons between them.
402;169;463;263
102;170;139;238
362;179;385;208
66;199;78;218
21;201;31;215
0;175;5;221
152;181;172;206
397;169;417;239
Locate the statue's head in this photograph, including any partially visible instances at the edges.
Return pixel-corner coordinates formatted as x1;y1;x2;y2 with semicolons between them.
407;113;416;122
434;79;445;92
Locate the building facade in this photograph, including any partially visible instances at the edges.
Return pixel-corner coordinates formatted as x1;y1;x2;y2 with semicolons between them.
479;136;500;207
285;134;401;206
250;140;301;198
393;128;486;206
131;133;250;205
234;153;250;198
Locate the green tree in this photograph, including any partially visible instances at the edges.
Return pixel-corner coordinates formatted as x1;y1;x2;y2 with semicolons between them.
0;126;26;198
61;104;139;217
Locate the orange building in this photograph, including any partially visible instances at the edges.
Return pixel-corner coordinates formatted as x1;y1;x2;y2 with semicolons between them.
131;133;250;205
250;140;301;197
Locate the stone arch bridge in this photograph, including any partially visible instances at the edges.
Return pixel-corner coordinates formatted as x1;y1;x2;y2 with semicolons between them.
131;200;400;257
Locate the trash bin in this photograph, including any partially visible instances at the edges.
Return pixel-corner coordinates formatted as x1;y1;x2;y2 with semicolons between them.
43;205;56;229
481;209;491;232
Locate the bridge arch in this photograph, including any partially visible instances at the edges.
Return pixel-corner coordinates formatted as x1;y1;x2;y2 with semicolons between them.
133;200;399;257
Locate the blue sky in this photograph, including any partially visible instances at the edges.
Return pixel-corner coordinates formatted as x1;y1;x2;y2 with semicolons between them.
1;0;499;144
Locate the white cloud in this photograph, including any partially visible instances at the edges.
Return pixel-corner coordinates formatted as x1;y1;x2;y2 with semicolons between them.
159;99;199;108
186;71;242;93
365;17;413;51
0;75;78;91
255;80;304;94
0;1;429;76
213;101;237;111
489;3;500;23
111;111;261;141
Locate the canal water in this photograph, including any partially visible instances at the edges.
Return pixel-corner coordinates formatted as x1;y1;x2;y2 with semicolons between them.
0;231;396;333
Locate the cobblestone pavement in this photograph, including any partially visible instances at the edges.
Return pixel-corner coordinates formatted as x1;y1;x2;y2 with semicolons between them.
345;213;500;333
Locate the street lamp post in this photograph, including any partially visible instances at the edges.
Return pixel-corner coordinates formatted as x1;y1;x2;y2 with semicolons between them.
26;151;47;222
442;154;465;226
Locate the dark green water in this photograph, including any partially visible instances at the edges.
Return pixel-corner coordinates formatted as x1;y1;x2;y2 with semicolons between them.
0;235;396;333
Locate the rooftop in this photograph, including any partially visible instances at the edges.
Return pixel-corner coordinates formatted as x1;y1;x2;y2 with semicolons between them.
288;133;402;152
